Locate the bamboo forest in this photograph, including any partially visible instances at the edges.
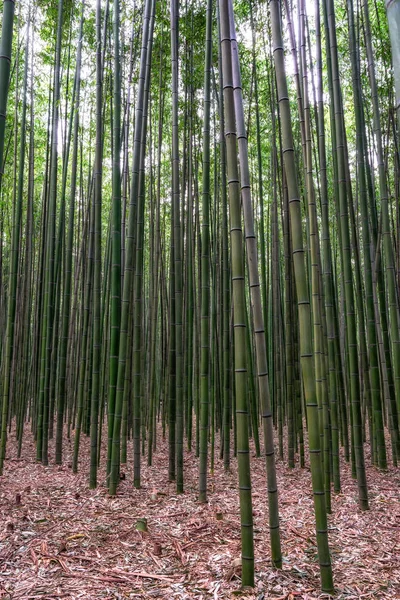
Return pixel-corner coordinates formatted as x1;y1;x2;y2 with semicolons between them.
0;0;400;597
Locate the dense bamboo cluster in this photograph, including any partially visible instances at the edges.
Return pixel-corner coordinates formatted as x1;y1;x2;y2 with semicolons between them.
0;0;399;592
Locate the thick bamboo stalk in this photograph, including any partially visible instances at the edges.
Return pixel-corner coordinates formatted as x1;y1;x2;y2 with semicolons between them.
270;0;333;591
229;2;282;567
219;0;254;584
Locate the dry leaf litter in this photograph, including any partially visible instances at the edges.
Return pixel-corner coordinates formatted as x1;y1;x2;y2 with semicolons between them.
0;424;399;599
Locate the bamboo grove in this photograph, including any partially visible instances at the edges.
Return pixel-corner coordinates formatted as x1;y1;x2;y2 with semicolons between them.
0;0;399;592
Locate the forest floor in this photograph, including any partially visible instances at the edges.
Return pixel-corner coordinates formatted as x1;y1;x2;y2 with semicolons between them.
0;424;399;600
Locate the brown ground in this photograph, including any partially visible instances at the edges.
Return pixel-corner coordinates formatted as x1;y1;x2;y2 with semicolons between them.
0;425;399;599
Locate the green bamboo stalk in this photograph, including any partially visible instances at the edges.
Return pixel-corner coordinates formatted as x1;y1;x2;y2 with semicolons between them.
219;0;254;584
109;0;152;495
0;4;24;474
56;0;85;465
270;0;333;591
17;25;35;456
37;0;63;466
299;0;331;513
89;0;103;489
107;0;122;477
325;0;369;510
170;0;184;494
132;0;155;488
0;0;15;197
185;51;194;453
378;1;400;430
199;0;212;504
216;1;231;473
386;0;400;123
315;0;340;492
347;0;386;469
